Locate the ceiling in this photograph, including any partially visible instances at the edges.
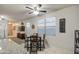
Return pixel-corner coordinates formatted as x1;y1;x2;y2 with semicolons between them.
0;4;73;21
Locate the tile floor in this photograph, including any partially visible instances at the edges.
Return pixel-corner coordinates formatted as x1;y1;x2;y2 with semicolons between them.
0;39;27;54
0;38;73;54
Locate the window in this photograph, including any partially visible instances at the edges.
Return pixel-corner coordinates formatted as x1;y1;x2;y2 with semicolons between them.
37;17;56;36
0;19;7;39
46;17;56;36
26;23;31;34
37;19;45;34
26;23;30;27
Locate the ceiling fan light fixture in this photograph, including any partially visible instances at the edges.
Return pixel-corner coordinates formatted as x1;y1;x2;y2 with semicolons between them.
33;11;39;15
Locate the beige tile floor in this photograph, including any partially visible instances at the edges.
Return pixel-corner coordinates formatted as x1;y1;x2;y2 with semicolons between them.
0;39;73;54
0;39;27;54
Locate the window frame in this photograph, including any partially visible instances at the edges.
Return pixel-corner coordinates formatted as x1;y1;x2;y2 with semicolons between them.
37;17;56;36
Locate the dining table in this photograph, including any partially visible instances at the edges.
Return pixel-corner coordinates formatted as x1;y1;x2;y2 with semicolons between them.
25;35;42;54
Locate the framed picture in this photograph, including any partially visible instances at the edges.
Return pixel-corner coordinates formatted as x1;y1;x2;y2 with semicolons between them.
59;18;66;33
32;24;35;29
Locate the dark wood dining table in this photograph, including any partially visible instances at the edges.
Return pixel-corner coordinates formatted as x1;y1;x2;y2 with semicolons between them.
25;35;42;53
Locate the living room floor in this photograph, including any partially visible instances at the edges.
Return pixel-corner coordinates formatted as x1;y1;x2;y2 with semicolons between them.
0;38;27;54
0;38;73;54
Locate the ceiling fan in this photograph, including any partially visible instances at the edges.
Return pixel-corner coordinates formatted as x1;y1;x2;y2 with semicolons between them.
25;4;47;15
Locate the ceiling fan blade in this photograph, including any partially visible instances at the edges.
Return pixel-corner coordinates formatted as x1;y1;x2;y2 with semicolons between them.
25;6;33;10
39;10;47;13
28;12;33;14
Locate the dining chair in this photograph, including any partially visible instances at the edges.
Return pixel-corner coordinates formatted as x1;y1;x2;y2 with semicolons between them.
33;33;38;37
24;34;30;51
37;34;45;51
41;34;46;48
24;34;27;48
29;35;38;54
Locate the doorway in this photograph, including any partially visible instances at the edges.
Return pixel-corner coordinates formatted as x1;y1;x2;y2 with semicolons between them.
7;20;17;39
0;19;7;39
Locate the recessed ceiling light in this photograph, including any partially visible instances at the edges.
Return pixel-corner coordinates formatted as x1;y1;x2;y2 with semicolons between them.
0;18;1;20
0;15;8;20
0;47;2;50
0;16;5;20
1;16;5;18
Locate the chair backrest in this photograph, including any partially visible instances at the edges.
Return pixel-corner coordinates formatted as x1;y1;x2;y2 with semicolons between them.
30;35;38;42
43;34;45;40
33;33;38;37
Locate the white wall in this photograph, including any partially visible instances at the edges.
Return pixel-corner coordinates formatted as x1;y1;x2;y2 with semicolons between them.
48;5;79;53
24;5;79;53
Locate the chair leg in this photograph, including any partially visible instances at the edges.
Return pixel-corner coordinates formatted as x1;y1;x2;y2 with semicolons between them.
43;41;45;48
24;45;27;48
40;40;41;51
